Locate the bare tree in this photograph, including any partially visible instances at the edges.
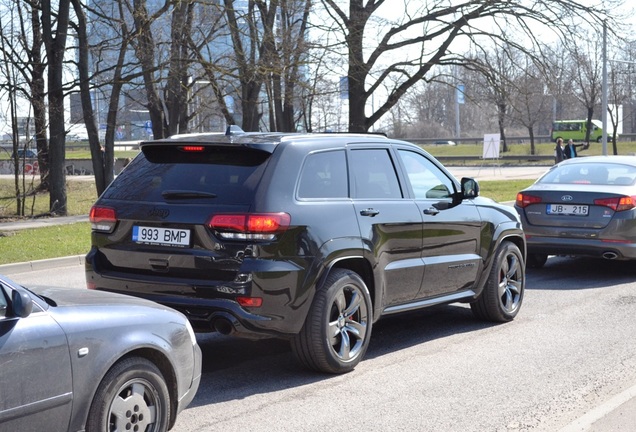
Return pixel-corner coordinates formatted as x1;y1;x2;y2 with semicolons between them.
130;0;171;139
509;56;553;155
265;0;311;132
567;35;603;142
466;43;521;152
318;0;614;133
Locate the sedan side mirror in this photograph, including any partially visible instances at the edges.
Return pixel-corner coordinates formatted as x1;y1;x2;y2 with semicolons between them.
11;289;33;318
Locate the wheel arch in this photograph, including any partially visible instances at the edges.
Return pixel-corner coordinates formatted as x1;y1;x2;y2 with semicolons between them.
474;230;526;296
321;256;375;310
78;347;180;432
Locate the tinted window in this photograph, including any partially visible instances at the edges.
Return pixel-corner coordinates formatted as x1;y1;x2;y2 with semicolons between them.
349;149;402;199
103;146;270;205
298;150;348;199
539;163;636;186
398;150;454;199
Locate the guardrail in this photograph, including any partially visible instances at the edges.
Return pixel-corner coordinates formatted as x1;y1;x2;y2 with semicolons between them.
435;155;554;166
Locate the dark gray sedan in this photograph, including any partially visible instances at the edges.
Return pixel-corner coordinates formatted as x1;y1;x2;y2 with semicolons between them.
0;274;201;431
515;155;636;268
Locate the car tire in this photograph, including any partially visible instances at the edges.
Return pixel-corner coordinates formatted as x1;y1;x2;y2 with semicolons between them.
291;269;372;374
471;241;525;323
86;356;171;432
526;253;548;269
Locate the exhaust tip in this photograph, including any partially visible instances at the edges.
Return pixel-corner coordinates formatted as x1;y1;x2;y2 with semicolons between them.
602;251;619;260
212;317;236;335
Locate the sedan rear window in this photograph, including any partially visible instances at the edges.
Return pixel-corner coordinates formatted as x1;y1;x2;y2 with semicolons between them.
539;163;636;186
103;146;270;205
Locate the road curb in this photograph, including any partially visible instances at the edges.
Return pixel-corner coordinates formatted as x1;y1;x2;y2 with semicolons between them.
0;255;85;275
558;382;636;432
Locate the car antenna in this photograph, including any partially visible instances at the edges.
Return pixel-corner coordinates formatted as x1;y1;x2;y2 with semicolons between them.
225;125;245;136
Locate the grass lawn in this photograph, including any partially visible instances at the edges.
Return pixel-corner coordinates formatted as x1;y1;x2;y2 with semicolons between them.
1;138;634;265
0;223;91;265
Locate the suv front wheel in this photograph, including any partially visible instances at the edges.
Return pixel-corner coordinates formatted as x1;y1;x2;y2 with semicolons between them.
291;269;373;374
470;241;525;322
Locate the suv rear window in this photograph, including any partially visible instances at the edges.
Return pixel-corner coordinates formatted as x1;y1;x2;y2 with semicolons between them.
103;146;270;205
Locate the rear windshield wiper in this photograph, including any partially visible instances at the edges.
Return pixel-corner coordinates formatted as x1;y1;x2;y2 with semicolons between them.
162;190;217;199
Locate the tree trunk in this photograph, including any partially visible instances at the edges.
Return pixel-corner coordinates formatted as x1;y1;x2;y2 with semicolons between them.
166;1;193;136
29;7;49;190
132;0;167;139
71;0;107;195
42;0;71;215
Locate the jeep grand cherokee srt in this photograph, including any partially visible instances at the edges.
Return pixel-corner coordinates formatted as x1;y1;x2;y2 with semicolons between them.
86;129;526;374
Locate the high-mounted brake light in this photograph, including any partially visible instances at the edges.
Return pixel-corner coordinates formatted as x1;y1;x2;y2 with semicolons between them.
594;196;636;212
208;213;291;240
515;193;542;208
89;206;117;233
180;145;205;152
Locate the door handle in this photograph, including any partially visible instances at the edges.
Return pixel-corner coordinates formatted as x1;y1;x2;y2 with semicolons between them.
423;207;439;216
359;208;380;217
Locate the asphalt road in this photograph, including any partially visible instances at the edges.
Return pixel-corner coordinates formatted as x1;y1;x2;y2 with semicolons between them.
5;256;636;432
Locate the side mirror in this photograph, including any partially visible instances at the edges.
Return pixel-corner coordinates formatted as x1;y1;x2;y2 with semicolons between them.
461;177;479;199
11;289;33;318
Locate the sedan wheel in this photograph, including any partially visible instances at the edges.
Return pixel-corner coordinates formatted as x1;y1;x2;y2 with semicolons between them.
471;241;525;322
87;357;170;432
292;269;372;374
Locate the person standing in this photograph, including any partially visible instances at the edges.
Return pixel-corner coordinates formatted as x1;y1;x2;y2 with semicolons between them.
564;139;587;159
554;138;566;164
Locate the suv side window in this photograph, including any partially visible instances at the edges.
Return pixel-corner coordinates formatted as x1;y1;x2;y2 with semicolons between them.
298;150;348;199
398;150;454;199
350;149;402;199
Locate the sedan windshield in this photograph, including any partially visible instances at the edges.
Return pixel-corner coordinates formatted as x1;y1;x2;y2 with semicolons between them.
539;163;636;186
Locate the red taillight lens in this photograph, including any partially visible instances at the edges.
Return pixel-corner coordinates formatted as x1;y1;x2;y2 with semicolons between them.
208;213;291;240
594;196;636;212
516;193;542;208
89;206;117;233
180;145;205;152
236;296;263;307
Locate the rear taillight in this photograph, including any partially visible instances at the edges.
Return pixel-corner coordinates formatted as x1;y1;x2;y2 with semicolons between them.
89;205;117;233
594;196;636;212
516;193;542;208
208;213;291;240
236;296;263;307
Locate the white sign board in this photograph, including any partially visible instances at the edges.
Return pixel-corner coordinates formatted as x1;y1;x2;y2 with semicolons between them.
482;134;501;159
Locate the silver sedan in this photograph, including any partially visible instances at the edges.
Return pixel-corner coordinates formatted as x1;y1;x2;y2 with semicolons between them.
515;155;636;268
0;274;201;431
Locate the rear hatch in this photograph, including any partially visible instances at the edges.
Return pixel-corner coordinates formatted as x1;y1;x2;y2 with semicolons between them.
91;141;273;283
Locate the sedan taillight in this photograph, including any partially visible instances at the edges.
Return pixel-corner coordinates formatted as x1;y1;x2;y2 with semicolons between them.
89;205;117;233
594;196;636;212
208;213;291;241
516;193;542;208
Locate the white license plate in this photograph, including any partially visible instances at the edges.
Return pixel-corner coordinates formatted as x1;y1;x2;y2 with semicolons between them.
546;204;589;216
132;226;191;247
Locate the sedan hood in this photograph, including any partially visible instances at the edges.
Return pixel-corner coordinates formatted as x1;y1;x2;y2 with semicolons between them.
31;285;167;309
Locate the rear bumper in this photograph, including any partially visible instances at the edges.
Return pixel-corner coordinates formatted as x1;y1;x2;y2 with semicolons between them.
526;236;636;260
86;272;306;337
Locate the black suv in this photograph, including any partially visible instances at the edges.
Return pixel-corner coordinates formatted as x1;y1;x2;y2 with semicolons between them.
86;130;526;373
